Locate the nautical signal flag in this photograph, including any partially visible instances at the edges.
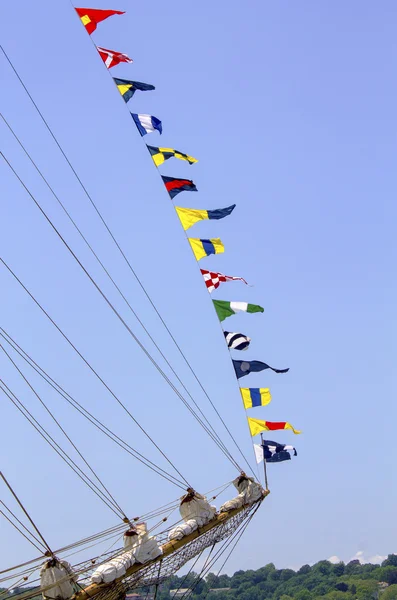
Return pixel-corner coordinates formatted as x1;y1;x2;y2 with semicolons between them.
201;270;249;293
161;176;197;199
147;146;198;167
189;238;224;261
213;300;264;322
176;205;235;231
224;332;251;351
233;360;289;379
131;114;162;136
97;46;133;69
75;8;125;34
255;440;297;464
113;78;155;103
240;388;271;409
248;418;301;436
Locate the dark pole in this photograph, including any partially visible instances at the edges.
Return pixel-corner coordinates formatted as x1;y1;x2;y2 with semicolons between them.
260;434;269;490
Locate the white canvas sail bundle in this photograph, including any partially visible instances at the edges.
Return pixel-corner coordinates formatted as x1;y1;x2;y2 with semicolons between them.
220;475;263;512
91;522;162;584
91;551;135;584
168;491;216;541
40;558;77;600
123;522;162;563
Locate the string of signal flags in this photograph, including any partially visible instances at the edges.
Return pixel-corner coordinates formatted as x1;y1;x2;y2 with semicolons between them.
74;6;301;469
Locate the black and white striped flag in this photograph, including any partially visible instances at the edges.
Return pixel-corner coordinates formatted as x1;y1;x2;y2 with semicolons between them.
223;331;251;351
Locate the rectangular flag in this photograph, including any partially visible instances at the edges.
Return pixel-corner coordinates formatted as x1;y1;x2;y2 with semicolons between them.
113;78;155;102
97;46;133;69
248;418;301;437
131;113;162;136
147;145;197;167
162;176;197;199
75;8;125;34
189;238;224;261
224;331;251;351
176;205;235;231
233;360;289;379
213;300;264;322
240;388;271;409
257;440;297;463
201;270;249;293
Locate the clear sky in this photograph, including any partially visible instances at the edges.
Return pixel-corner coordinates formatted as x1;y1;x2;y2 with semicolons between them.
1;0;396;578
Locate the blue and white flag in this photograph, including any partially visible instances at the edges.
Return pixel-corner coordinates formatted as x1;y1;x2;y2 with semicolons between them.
254;441;297;464
224;331;251;351
131;113;162;136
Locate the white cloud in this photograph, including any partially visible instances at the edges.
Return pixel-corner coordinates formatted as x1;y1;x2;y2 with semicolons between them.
368;554;387;564
326;551;392;566
350;551;389;565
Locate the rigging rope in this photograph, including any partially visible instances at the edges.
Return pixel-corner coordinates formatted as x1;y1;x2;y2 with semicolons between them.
0;379;127;518
1;152;238;487
0;44;254;477
0;505;44;555
0;113;242;474
0;245;190;489
0;328;187;489
1;344;129;522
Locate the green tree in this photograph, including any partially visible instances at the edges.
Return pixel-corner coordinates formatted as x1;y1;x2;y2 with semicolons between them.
383;557;397;568
298;565;312;575
345;560;362;575
333;563;345;577
313;561;333;576
381;584;397;599
295;590;313;600
355;580;378;600
322;592;352;600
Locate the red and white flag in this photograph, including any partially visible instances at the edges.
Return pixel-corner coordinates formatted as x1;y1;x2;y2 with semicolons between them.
200;269;249;293
97;46;133;69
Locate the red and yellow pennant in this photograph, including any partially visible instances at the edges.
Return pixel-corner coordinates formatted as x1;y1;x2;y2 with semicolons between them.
75;8;125;34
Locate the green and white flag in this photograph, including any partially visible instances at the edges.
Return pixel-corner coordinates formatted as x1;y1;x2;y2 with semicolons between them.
213;300;264;322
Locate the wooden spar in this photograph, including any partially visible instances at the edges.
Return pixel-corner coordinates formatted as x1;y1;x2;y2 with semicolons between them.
73;500;265;600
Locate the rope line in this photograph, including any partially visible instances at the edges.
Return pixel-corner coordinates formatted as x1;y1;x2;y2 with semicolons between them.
0;113;241;473
0;505;44;554
0;380;126;518
1;344;129;521
0;44;253;476
0;328;187;489
0;246;189;489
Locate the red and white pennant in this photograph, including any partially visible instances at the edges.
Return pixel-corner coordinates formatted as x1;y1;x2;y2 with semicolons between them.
200;269;249;293
97;46;133;69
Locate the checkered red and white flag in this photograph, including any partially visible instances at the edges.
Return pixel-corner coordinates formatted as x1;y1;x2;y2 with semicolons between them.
200;269;249;293
97;46;133;69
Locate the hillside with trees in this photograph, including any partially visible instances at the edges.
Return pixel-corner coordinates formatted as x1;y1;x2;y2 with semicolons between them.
155;554;397;600
5;555;397;600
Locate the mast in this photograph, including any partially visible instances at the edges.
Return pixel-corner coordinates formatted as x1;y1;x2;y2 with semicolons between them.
260;434;269;491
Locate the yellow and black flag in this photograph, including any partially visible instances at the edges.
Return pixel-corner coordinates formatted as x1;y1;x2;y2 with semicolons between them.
113;78;155;103
147;145;198;167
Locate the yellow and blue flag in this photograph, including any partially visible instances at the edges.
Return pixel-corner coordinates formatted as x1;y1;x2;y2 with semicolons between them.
189;238;224;261
113;78;155;103
176;204;235;231
240;388;271;409
147;145;197;167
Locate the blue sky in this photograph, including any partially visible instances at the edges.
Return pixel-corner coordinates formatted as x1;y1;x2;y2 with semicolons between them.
1;0;396;577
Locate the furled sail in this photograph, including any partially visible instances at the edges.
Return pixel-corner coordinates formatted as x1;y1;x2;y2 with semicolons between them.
40;558;78;600
220;474;264;512
168;489;217;541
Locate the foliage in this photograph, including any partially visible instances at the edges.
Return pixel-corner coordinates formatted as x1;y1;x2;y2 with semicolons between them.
380;584;397;599
152;554;397;600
